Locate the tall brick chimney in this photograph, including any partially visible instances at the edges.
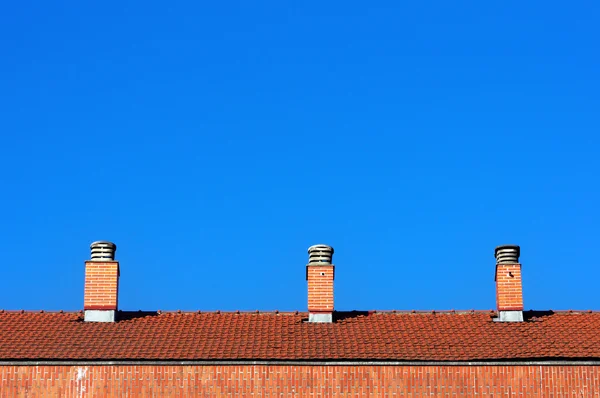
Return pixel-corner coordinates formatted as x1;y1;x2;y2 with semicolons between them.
306;244;334;323
494;244;523;322
84;241;119;322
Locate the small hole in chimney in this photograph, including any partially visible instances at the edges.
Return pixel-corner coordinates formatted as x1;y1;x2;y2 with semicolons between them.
320;272;325;276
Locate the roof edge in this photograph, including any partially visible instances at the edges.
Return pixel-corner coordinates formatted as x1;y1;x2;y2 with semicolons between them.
2;360;600;366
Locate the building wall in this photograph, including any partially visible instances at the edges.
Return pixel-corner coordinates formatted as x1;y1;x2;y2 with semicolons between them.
1;364;599;397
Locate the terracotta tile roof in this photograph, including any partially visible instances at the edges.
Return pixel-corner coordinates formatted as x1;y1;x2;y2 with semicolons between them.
0;310;599;361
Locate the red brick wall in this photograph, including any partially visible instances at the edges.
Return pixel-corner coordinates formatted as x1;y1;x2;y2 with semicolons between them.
307;265;334;313
496;263;524;311
1;364;598;397
84;261;119;311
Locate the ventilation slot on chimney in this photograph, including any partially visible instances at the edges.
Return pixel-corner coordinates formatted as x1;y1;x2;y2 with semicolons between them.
495;245;520;264
308;244;334;265
90;241;117;261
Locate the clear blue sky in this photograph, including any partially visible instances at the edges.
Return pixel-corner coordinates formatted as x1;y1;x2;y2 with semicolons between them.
1;2;599;312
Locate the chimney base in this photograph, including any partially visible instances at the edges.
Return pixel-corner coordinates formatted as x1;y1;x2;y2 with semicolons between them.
309;313;332;323
84;310;116;323
495;310;523;322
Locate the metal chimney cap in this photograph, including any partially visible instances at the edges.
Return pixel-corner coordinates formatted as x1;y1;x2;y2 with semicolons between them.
90;240;116;246
494;244;520;264
308;244;334;252
90;241;117;261
308;244;334;265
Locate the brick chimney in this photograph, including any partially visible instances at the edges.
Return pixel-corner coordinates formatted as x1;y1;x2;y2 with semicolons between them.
84;241;119;322
306;244;334;323
494;244;523;322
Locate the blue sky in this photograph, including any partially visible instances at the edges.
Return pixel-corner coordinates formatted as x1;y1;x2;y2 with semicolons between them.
1;2;599;312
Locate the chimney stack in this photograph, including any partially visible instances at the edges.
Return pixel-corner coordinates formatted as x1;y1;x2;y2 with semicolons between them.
306;244;334;323
494;244;523;322
84;241;119;322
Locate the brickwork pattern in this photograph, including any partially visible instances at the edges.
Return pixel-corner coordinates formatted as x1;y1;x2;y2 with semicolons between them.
1;365;599;397
307;265;334;313
496;263;523;311
84;261;119;311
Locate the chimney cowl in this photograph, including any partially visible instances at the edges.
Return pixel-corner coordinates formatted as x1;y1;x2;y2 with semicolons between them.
307;244;334;265
494;244;520;264
90;241;117;261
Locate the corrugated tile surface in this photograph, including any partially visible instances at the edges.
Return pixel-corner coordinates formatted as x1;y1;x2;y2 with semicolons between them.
0;310;598;361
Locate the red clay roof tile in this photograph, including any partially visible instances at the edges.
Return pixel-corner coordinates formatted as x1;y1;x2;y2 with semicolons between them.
0;310;599;361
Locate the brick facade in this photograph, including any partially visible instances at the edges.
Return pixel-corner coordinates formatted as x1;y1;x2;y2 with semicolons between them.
2;364;599;397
